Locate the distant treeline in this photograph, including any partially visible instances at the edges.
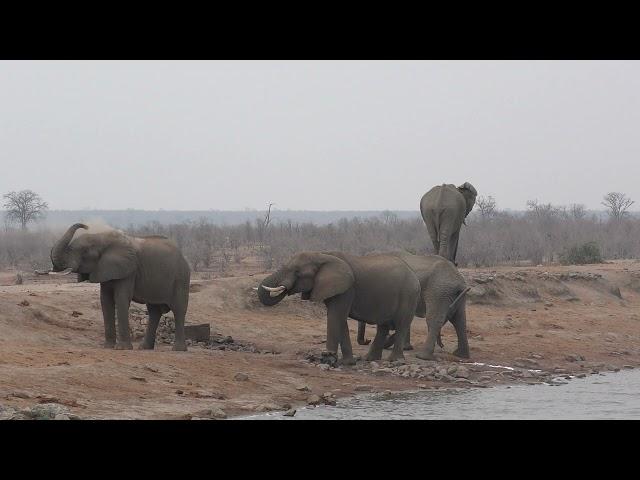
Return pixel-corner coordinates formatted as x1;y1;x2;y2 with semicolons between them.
2;208;640;272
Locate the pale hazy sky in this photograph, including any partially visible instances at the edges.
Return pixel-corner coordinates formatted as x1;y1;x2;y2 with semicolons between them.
1;60;638;211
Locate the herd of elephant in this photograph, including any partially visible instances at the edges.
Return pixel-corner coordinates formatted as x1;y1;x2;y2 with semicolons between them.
36;182;477;364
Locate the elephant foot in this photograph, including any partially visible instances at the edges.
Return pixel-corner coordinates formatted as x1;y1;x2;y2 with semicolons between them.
403;344;414;351
453;348;470;359
138;342;155;350
357;339;371;346
365;353;382;362
387;352;405;362
103;341;116;349
415;350;435;361
341;356;356;366
114;341;133;350
173;342;188;352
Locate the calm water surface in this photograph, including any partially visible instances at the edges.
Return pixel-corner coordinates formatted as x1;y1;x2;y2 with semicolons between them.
239;369;640;420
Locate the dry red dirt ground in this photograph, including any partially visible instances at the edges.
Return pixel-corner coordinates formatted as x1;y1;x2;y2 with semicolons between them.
1;260;640;419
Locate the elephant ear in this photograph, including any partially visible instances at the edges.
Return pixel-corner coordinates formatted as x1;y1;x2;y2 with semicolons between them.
310;256;354;302
89;245;137;283
457;182;477;196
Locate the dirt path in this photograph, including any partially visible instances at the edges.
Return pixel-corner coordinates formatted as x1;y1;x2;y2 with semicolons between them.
1;261;640;419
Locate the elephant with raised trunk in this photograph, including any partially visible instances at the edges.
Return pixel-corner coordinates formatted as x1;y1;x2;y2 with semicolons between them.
358;252;471;361
36;223;191;351
420;182;477;265
257;251;421;364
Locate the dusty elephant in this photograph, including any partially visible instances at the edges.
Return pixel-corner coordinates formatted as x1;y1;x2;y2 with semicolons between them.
358;252;471;360
257;251;421;364
420;182;477;265
36;223;191;351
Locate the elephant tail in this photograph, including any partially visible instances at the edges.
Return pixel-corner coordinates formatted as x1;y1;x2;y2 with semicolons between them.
447;286;470;319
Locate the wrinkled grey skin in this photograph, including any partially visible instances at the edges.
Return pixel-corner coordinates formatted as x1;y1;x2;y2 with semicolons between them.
358;252;470;360
420;182;477;265
39;223;191;351
257;251;420;364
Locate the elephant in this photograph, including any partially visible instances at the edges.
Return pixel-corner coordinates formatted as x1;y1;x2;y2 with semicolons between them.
420;182;477;265
358;252;471;361
257;251;421;364
35;223;191;351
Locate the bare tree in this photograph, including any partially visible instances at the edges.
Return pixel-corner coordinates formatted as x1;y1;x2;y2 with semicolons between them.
602;192;634;220
3;190;49;230
569;203;587;220
476;195;497;219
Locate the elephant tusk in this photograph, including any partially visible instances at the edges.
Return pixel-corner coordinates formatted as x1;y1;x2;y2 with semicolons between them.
34;269;51;275
261;285;287;297
49;268;74;276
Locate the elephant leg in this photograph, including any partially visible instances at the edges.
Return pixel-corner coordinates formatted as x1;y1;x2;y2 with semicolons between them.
416;310;447;361
450;230;460;265
324;292;353;361
383;332;396;349
113;280;133;350
404;322;414;350
100;282;116;348
139;304;161;350
365;324;390;361
425;218;440;255
339;320;356;366
451;303;470;358
357;321;370;345
387;322;409;362
172;305;187;351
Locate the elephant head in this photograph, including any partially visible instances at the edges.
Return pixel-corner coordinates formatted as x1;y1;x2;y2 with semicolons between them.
457;182;477;217
258;252;354;306
37;223;137;283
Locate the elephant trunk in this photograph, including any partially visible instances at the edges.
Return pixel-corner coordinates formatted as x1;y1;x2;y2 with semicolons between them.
257;271;288;306
51;223;88;271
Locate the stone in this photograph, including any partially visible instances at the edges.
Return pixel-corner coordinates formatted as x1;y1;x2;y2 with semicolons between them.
514;358;539;368
453;366;470;379
283;409;296;417
354;385;373;392
307;395;322;406
184;324;211;342
254;403;281;413
564;354;585;362
234;372;249;381
295;385;311;392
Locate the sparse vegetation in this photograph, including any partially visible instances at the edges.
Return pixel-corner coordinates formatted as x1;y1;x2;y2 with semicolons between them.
3;190;48;230
2;196;640;273
559;242;603;265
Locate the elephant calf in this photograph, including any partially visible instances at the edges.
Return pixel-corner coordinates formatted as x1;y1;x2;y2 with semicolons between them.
257;251;421;364
37;223;191;351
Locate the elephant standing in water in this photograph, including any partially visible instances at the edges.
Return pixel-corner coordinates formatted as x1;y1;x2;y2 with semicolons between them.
420;182;477;265
36;223;191;351
358;252;471;361
257;251;421;364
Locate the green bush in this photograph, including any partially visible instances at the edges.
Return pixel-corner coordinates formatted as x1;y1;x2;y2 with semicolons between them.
559;242;603;265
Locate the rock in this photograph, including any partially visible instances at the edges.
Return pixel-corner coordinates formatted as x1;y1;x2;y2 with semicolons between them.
564;354;585;362
22;403;70;420
576;373;587;378
8;390;32;399
283;409;297;417
453;366;470;379
318;364;330;371
184;324;211;342
254;403;281;413
234;372;249;381
354;385;373;392
369;361;380;369
18;300;30;307
54;414;70;420
307;395;322;406
295;385;311;392
623;365;634;369
514;358;539;368
192;407;227;419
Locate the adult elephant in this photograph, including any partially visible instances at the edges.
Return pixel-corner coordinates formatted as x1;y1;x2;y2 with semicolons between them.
36;223;191;351
257;251;420;364
358;252;471;360
420;182;477;265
